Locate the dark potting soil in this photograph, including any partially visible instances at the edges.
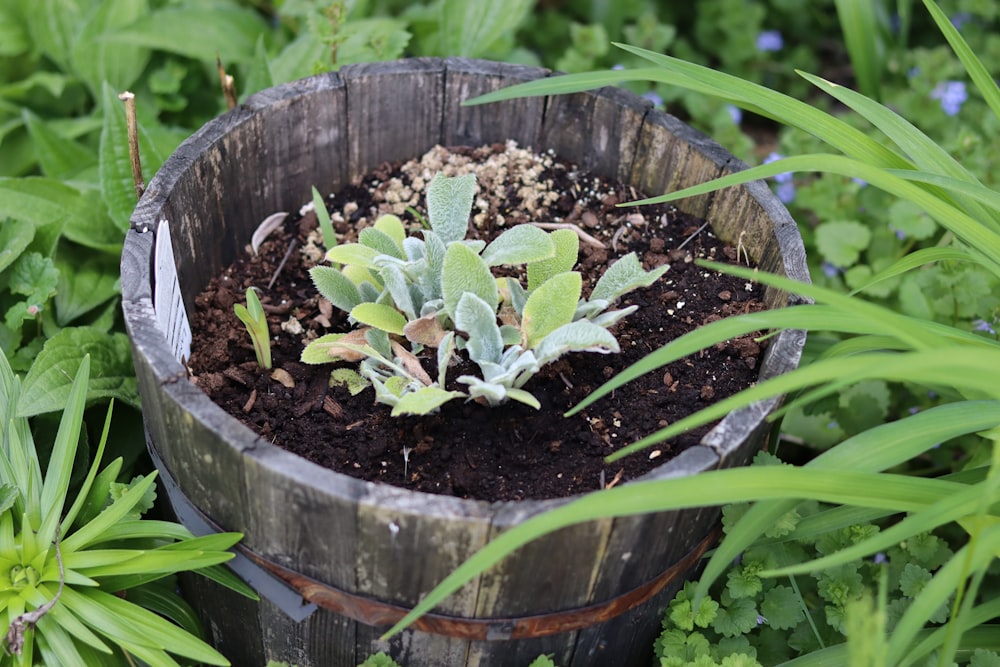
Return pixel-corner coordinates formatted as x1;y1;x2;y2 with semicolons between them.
187;142;766;502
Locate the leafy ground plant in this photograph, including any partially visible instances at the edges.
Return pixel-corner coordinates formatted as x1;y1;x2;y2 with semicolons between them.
303;171;666;415
379;2;1000;665
0;351;255;666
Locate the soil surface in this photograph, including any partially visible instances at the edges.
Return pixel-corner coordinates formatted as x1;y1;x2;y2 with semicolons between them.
187;142;766;502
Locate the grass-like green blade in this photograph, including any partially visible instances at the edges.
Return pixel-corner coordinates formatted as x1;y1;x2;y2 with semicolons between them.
38;355;89;546
125;581;205;638
612;348;1000;462
887;522;1000;664
762;482;998;577
36;598;112;655
833;0;882;100
62;400;113;535
35;613;93;665
627;155;1000;272
923;0;1000;121
694;403;1000;603
847;247;979;295
901;603;1000;666
797;71;999;229
381;467;964;638
61;473;160;553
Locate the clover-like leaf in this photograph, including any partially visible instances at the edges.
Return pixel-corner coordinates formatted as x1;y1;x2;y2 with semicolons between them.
455;292;503;365
310;265;362;313
350;303;407;336
390;386;464;416
527;228;578;290
590;252;667;303
522;271;582;349
480;224;555;266
427;172;475;244
441;242;498;318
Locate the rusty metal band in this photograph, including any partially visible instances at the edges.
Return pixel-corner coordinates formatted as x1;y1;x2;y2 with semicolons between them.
237;527;720;641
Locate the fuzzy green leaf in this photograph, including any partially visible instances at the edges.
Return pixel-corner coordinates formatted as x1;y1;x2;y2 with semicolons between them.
325;243;381;269
527;228;578;290
590;252;667;303
379;263;417;320
360;227;404;260
390;387;463;416
522;272;582;349
441;242;498;318
302;334;346;365
480;224;555;266
454;293;503;365
504;387;541;409
814;220;872;268
374;214;406;247
533;320;619;365
329;368;369;395
427;172;475;244
350;303;407;336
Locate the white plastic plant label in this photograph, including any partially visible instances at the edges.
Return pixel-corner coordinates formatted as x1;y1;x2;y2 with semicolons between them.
154;219;193;364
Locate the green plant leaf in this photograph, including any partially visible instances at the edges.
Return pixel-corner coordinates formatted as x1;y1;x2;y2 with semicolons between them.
522;271;581;349
427;172;475;245
360;226;404;260
533;320;619;365
99;82;165;231
9;251;58;302
814;220;872;268
325;242;381;269
21;109;97;179
350;303;407;336
390;386;463;416
454;292;503;365
0;218;33;273
310;265;362;313
480;224;555;266
440;0;533;57
17;327;138;417
311;185;336;250
527;228;578;291
71;0;151;95
103;6;269;63
374;214;406;247
54;253;120;325
441;242;498;318
590;252;668;303
0;177;81;233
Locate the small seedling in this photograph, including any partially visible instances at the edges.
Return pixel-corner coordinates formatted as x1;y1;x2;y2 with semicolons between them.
234;287;272;369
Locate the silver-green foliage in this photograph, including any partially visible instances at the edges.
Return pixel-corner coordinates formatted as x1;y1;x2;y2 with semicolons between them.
303;172;666;415
0;352;256;666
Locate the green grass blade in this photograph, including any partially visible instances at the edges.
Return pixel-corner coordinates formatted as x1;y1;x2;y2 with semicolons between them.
834;0;883;100
847;247;980;295
62;399;113;534
901;603;1000;666
38;355;90;545
629;156;1000;272
61;473;159;553
694;402;1000;603
381;467;964;638
762;482;997;577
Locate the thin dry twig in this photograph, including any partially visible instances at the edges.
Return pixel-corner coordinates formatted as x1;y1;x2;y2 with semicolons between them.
529;222;606;248
216;55;238;110
4;526;65;656
118;92;144;200
676;221;710;251
267;239;299;290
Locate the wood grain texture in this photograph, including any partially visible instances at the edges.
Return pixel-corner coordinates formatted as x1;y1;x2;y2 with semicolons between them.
120;58;810;667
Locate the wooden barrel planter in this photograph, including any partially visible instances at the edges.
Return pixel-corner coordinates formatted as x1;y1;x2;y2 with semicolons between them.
121;58;808;667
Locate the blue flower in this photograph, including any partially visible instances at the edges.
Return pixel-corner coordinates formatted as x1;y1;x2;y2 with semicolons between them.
756;30;783;52
873;552;888;565
852;177;867;188
821;262;841;278
764;152;796;203
974;319;997;335
642;90;664;107
930;81;968;116
951;12;973;29
611;64;626;71
726;104;742;125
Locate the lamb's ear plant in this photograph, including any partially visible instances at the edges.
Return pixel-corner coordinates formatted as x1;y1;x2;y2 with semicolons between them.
0;351;256;666
381;1;1000;664
303;171;666;415
234;286;272;369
